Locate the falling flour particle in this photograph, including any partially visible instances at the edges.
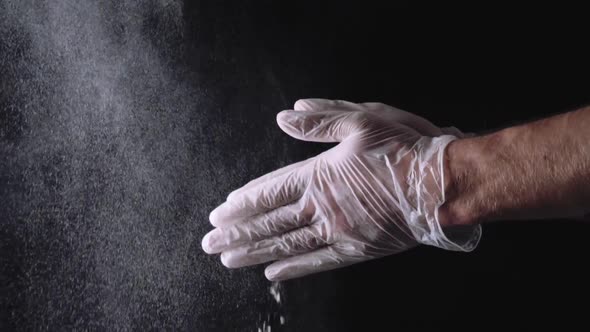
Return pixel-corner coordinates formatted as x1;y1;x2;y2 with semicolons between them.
1;0;301;330
257;321;271;332
256;282;283;331
269;281;281;304
0;0;250;330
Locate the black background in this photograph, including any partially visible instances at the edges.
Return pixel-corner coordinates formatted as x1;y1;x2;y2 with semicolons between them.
3;1;590;331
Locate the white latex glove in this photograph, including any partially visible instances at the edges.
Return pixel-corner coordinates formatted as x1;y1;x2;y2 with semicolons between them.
202;99;481;281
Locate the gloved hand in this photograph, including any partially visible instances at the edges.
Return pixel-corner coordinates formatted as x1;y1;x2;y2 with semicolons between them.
202;99;481;281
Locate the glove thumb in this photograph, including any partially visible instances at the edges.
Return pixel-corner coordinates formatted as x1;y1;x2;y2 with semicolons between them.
276;109;363;143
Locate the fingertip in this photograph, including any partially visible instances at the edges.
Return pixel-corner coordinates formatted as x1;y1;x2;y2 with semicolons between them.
220;251;235;268
276;110;291;124
208;208;220;226
276;111;300;137
201;229;223;254
201;231;215;254
209;203;241;227
265;265;280;281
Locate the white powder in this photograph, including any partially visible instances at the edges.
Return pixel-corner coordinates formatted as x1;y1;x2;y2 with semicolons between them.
270;281;282;304
256;282;284;331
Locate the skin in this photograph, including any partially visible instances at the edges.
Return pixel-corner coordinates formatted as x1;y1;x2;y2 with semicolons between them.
438;106;590;227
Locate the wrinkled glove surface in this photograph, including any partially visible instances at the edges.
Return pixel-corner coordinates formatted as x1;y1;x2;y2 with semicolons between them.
202;99;481;281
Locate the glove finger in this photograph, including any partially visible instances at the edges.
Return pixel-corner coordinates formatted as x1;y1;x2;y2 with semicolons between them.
219;222;329;268
294;98;361;112
294;100;466;138
227;157;314;201
202;202;312;254
277;110;364;143
209;166;309;227
294;100;461;138
264;245;361;281
361;102;446;137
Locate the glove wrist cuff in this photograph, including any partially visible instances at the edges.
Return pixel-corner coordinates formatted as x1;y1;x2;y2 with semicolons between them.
408;135;482;251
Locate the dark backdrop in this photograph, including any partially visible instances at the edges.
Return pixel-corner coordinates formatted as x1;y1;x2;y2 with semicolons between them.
2;1;590;331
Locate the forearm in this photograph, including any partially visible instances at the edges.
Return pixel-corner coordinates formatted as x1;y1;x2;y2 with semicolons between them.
439;106;590;227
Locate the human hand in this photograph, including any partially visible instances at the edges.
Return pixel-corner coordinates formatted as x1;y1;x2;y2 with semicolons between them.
202;99;481;281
